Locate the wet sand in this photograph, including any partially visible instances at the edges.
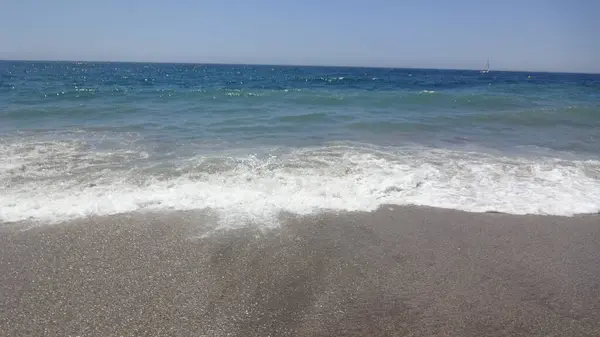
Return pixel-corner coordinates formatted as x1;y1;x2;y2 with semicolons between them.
1;206;599;336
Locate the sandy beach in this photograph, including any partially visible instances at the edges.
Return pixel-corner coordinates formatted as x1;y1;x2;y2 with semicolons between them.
1;206;599;336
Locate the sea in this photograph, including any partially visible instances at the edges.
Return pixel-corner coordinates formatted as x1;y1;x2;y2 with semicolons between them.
1;61;599;227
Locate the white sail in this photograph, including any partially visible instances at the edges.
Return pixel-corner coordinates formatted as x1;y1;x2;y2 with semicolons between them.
481;58;490;73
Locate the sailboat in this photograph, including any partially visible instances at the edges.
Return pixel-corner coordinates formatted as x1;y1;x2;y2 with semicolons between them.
480;58;490;73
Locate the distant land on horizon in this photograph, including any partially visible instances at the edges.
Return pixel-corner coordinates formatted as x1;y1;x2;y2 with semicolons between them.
1;58;599;75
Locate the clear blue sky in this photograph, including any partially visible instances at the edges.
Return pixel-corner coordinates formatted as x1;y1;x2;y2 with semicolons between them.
1;0;598;73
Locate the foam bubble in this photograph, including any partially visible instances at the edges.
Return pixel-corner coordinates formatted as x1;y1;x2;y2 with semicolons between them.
1;142;599;227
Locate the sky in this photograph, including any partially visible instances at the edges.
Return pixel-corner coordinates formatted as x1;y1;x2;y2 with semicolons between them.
0;0;598;73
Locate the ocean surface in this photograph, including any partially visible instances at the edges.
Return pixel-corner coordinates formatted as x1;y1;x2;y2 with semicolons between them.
1;61;599;226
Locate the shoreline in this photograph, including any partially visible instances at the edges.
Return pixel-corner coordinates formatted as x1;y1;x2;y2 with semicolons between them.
2;203;599;232
1;205;599;336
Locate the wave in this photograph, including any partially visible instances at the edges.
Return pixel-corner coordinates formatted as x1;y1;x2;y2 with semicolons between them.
1;139;599;227
6;85;597;135
464;106;600;128
1;87;539;115
276;112;331;123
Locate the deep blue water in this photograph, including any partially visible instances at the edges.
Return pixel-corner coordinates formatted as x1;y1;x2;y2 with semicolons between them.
1;61;599;225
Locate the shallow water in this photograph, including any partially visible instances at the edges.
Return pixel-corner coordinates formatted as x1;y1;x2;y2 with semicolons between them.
1;61;599;225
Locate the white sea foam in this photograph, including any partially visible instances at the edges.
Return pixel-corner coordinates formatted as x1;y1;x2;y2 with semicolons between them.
1;140;599;227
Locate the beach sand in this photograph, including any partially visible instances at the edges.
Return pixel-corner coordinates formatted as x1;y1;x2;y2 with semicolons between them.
1;206;599;336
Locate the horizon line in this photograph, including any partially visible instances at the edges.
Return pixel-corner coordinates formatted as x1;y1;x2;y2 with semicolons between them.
0;58;598;76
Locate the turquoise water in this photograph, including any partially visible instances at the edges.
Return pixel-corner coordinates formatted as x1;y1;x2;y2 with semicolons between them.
1;61;599;225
